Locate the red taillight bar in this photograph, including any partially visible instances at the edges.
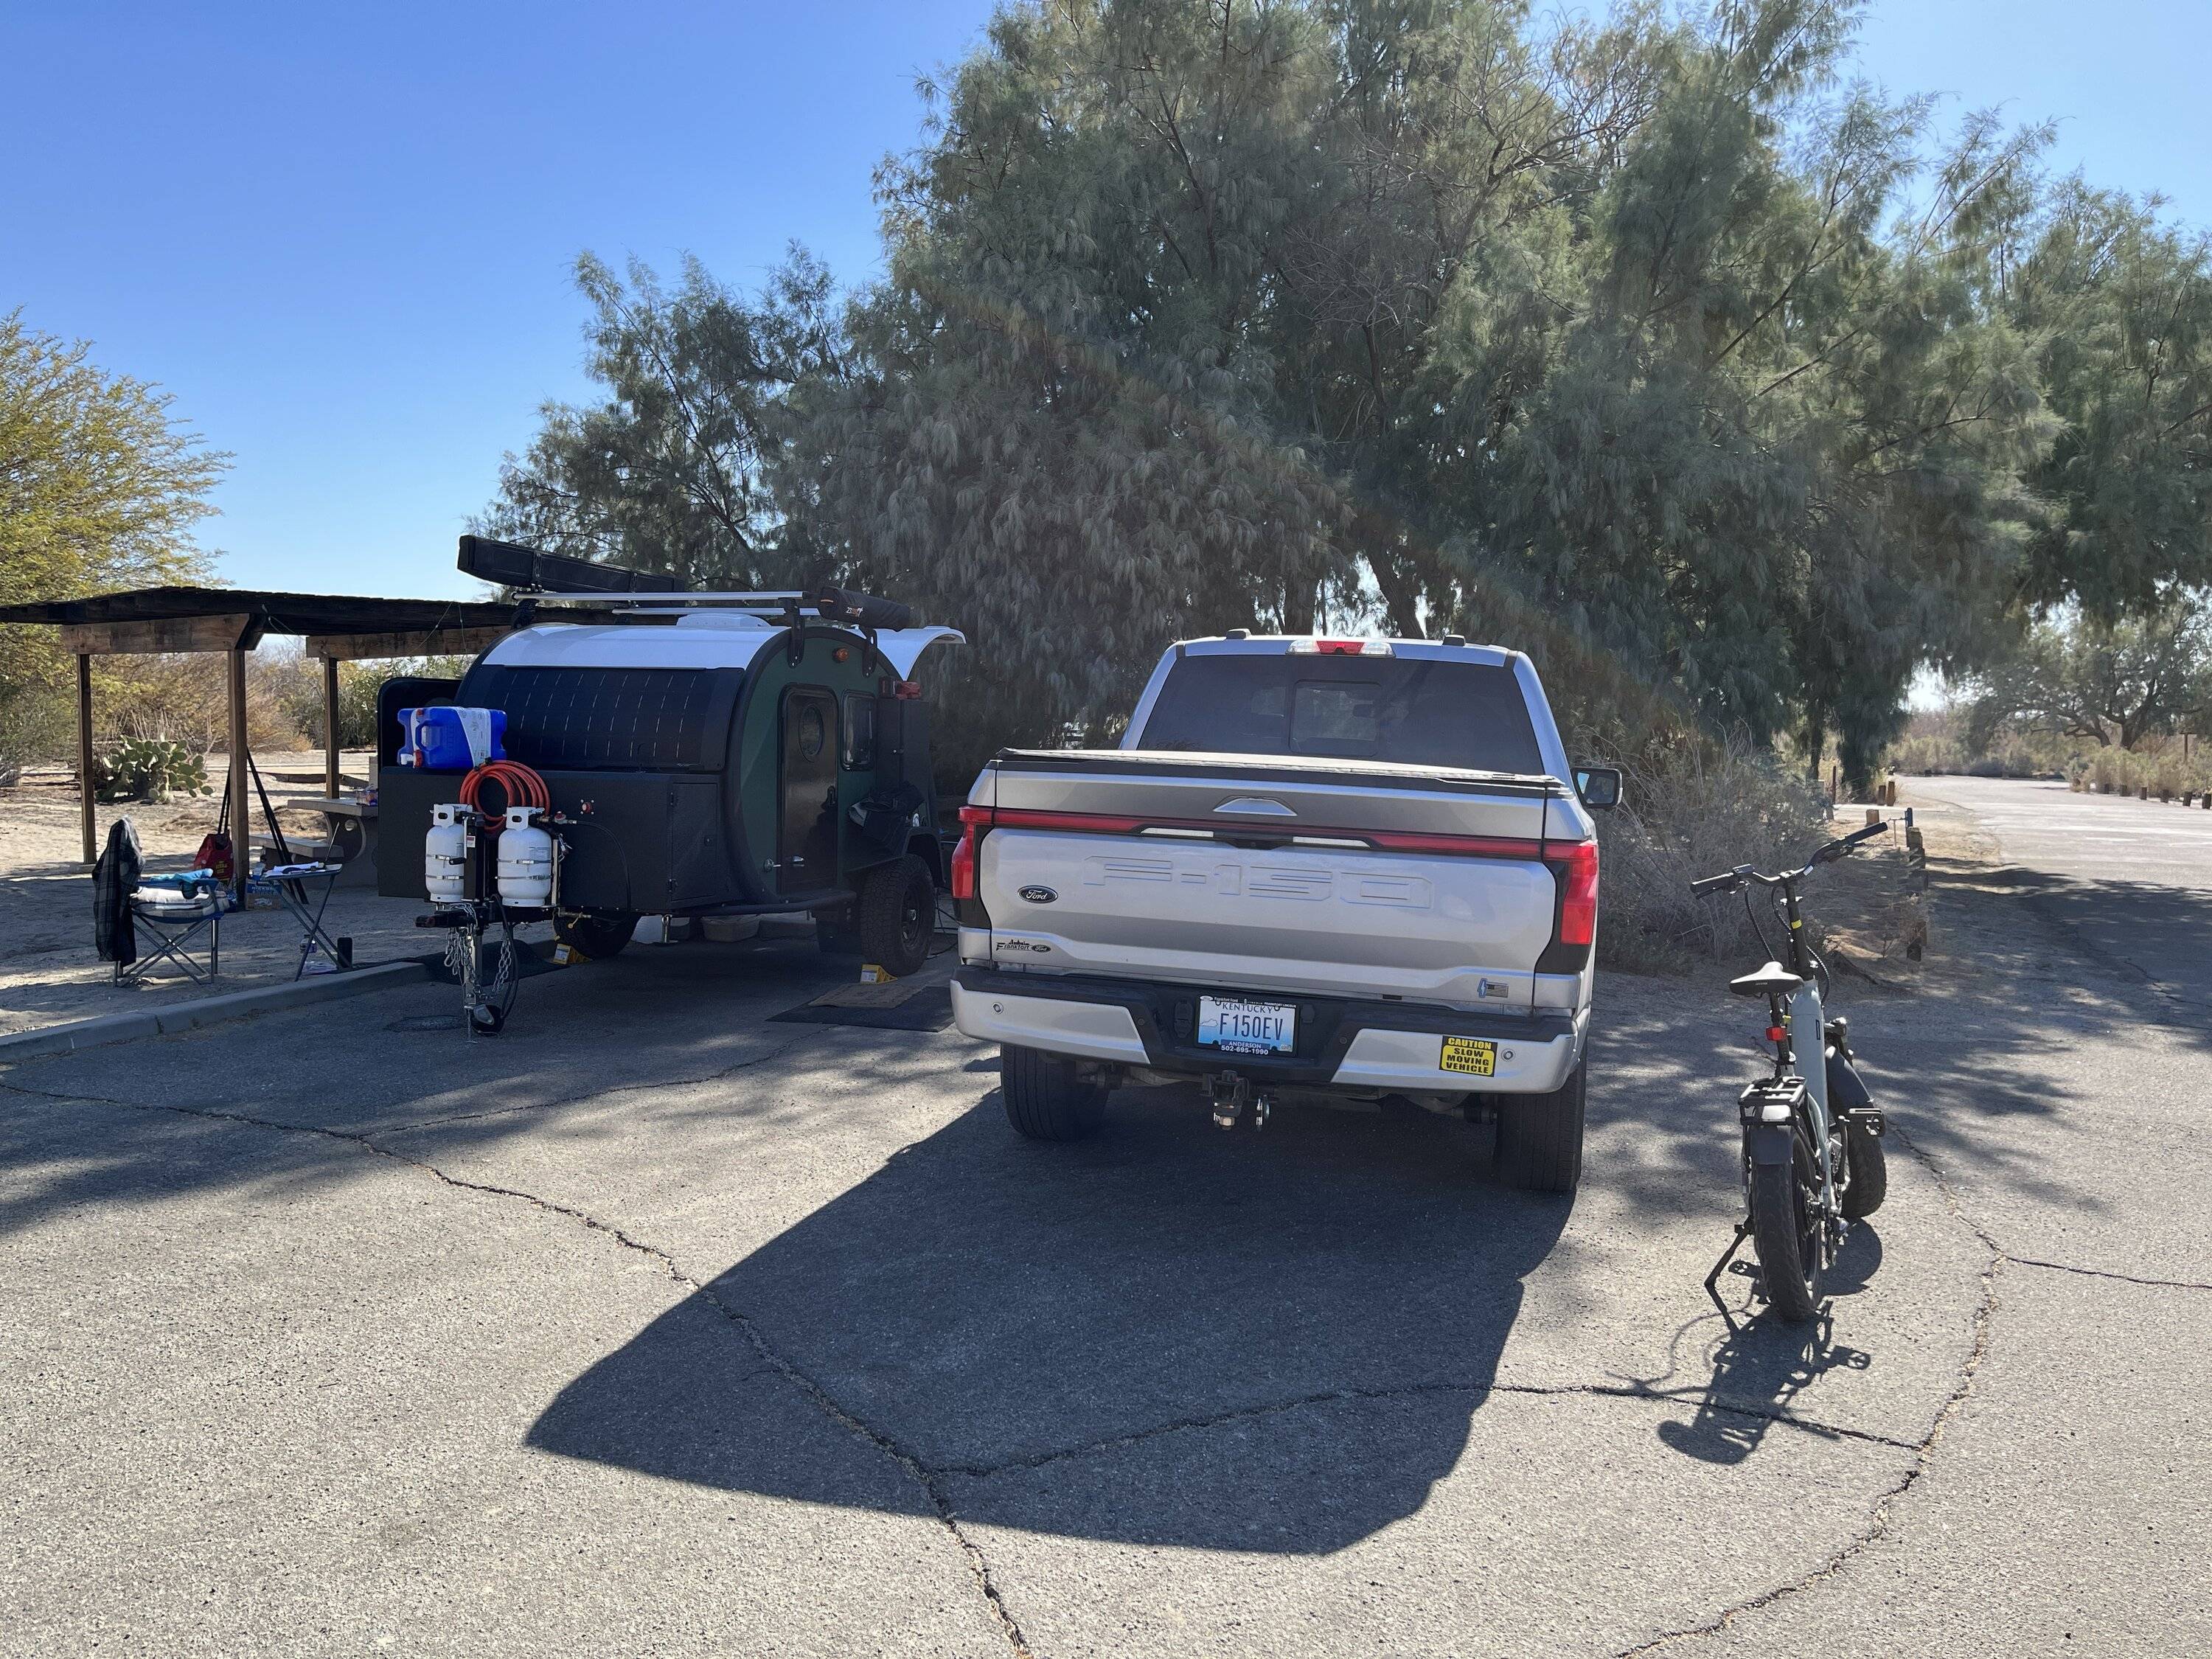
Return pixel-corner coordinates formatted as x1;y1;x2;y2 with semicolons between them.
964;804;1585;866
1547;838;1599;947
964;806;1151;836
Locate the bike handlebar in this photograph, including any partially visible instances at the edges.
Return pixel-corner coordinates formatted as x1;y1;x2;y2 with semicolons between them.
1688;818;1890;896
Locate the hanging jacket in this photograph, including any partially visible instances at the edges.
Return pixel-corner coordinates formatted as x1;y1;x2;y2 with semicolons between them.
92;817;142;964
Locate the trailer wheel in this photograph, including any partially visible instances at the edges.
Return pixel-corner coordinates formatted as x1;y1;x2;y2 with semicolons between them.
1001;1045;1109;1141
855;855;935;978
554;910;637;960
1494;1056;1585;1194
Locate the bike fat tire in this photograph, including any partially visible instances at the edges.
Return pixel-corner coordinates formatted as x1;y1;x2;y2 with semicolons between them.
1749;1136;1822;1322
1841;1121;1888;1218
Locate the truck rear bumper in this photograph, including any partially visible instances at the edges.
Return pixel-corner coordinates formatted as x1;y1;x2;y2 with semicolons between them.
951;968;1585;1094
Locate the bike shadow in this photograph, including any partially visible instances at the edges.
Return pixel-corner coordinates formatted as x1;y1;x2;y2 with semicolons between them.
527;1088;1571;1553
1655;1223;1884;1466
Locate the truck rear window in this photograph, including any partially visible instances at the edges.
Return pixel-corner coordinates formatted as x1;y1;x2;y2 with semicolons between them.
1135;654;1545;773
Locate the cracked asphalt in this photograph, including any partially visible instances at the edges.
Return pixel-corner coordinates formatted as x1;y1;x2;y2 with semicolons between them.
2;778;2205;1657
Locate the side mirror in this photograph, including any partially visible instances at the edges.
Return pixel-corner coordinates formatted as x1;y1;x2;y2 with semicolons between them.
1574;765;1621;810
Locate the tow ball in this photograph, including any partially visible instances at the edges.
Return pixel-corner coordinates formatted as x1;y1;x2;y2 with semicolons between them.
1205;1073;1273;1131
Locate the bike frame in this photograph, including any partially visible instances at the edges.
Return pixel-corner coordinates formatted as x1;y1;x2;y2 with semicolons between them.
1695;815;1889;1322
1771;875;1838;1226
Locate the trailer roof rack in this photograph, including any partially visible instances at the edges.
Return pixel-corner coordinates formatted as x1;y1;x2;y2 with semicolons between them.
460;537;919;630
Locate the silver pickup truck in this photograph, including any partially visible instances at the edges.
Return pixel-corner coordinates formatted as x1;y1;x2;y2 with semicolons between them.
948;634;1618;1191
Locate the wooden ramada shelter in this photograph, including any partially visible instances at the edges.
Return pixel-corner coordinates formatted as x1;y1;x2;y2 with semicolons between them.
0;587;621;898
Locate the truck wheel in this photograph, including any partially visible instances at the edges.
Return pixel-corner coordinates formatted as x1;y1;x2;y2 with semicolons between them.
1494;1057;1585;1194
554;910;636;960
855;855;935;978
1001;1045;1109;1141
1840;1121;1888;1218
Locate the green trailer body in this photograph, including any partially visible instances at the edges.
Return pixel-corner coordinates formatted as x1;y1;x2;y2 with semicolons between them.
375;597;961;971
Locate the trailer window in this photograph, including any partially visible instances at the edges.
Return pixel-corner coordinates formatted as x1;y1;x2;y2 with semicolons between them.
842;693;877;770
1137;654;1545;773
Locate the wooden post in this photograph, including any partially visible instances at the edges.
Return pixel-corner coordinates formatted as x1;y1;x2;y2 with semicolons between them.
227;646;251;902
323;654;342;799
76;653;96;865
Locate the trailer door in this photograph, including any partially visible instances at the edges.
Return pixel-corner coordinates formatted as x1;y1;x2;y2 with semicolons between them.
777;686;840;893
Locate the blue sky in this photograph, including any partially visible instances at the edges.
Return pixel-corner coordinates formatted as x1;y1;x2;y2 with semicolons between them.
7;0;2209;602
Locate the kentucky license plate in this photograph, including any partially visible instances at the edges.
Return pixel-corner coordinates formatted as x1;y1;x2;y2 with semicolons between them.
1197;995;1296;1055
1439;1036;1498;1077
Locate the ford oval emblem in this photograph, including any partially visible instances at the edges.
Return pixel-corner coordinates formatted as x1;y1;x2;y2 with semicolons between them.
1018;885;1058;905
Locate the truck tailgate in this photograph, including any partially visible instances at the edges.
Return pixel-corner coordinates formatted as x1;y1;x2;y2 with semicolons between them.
965;750;1576;1009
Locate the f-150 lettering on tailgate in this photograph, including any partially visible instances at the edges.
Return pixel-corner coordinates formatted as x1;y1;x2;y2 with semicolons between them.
1342;873;1431;907
1084;855;1175;884
1248;865;1332;900
1077;851;1429;909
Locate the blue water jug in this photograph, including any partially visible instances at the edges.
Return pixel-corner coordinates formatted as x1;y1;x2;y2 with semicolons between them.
397;706;507;770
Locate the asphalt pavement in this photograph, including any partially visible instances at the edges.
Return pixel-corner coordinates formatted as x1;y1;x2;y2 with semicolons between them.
1905;773;2212;1015
1;780;2205;1657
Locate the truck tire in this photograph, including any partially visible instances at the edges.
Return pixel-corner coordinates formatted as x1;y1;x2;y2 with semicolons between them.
1001;1045;1109;1141
554;910;636;960
1494;1057;1585;1194
855;855;935;978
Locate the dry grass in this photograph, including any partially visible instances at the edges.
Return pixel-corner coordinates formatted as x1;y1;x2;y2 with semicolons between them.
1596;739;1835;973
2072;740;2212;801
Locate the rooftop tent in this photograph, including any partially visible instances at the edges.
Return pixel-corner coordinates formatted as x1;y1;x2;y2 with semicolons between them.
456;535;688;594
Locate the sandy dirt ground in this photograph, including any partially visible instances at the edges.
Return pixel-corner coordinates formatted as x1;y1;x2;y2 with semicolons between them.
0;754;547;1035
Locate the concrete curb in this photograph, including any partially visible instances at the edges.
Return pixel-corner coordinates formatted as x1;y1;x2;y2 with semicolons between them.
0;961;432;1062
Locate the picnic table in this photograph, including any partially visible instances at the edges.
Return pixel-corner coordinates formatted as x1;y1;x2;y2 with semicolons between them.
302;797;380;888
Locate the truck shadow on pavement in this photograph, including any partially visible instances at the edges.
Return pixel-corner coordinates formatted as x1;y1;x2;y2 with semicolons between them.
529;1090;1570;1554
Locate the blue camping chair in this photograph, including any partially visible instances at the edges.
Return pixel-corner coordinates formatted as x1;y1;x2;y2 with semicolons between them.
120;872;230;985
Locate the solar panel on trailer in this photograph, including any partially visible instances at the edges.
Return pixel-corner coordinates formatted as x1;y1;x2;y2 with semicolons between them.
460;664;737;771
456;535;687;594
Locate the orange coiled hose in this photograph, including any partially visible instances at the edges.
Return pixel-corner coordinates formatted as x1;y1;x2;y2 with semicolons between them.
460;759;549;832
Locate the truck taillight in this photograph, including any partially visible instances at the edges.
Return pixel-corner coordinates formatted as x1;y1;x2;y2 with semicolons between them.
1547;840;1599;947
950;805;989;900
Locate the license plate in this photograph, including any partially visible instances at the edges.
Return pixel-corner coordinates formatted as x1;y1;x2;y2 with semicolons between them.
1197;995;1296;1055
1439;1036;1498;1077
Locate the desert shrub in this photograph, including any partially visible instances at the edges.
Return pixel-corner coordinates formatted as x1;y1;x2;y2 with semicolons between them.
2076;741;2211;797
95;737;211;803
1594;739;1832;973
98;653;299;752
0;684;74;782
271;653;470;751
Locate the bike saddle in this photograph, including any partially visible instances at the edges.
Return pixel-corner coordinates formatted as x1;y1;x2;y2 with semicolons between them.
1729;961;1804;998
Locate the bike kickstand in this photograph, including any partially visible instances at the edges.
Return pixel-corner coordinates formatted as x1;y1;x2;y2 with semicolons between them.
1705;1222;1752;1331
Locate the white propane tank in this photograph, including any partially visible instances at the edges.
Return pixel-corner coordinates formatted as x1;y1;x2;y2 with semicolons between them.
497;807;556;906
425;804;470;902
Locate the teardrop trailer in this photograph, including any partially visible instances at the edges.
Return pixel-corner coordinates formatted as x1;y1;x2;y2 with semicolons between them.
376;537;964;1029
